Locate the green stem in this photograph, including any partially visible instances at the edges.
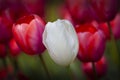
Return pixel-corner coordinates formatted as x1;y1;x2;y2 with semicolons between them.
107;22;120;78
107;22;119;64
8;55;19;80
92;62;97;80
2;58;8;80
39;55;51;80
67;65;78;80
2;58;7;69
2;58;14;80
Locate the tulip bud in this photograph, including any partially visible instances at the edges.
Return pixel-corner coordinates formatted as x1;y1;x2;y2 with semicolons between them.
82;56;107;79
12;14;46;55
0;44;7;58
43;19;79;66
76;21;106;62
9;39;21;57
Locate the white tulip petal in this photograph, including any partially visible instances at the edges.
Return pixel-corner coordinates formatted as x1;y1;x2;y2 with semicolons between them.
43;19;79;66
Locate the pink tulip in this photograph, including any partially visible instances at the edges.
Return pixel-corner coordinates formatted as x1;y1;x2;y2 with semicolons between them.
76;21;106;62
82;56;107;79
12;14;46;55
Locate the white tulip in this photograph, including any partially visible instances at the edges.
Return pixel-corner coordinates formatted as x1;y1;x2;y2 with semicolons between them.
43;19;79;66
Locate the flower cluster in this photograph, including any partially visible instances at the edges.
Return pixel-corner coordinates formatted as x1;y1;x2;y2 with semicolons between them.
0;0;120;80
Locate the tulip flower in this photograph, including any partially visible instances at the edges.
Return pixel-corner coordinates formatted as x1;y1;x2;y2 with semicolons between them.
9;39;21;57
111;14;120;39
43;19;79;66
12;14;46;55
21;0;46;18
0;66;29;80
99;13;120;40
66;0;119;23
76;21;106;62
0;66;13;80
0;0;9;12
0;44;6;58
0;0;28;21
66;0;95;24
82;56;107;79
59;5;75;26
0;9;13;44
90;0;119;22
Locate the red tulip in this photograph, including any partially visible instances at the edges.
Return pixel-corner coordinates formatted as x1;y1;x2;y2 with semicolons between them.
17;72;29;80
0;66;13;80
0;66;29;80
99;13;120;40
59;5;75;26
12;14;46;55
66;0;95;24
66;0;119;23
0;68;7;80
0;68;8;80
0;9;13;43
9;39;21;57
7;0;29;21
0;0;28;21
99;23;110;40
0;0;9;12
111;14;120;39
76;21;106;62
82;56;107;79
21;0;46;18
90;0;119;22
0;44;7;58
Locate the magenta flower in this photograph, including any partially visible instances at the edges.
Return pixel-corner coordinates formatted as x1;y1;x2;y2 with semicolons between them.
90;0;119;22
0;9;13;44
22;0;46;18
12;14;46;55
66;0;95;24
99;13;120;40
76;21;106;62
